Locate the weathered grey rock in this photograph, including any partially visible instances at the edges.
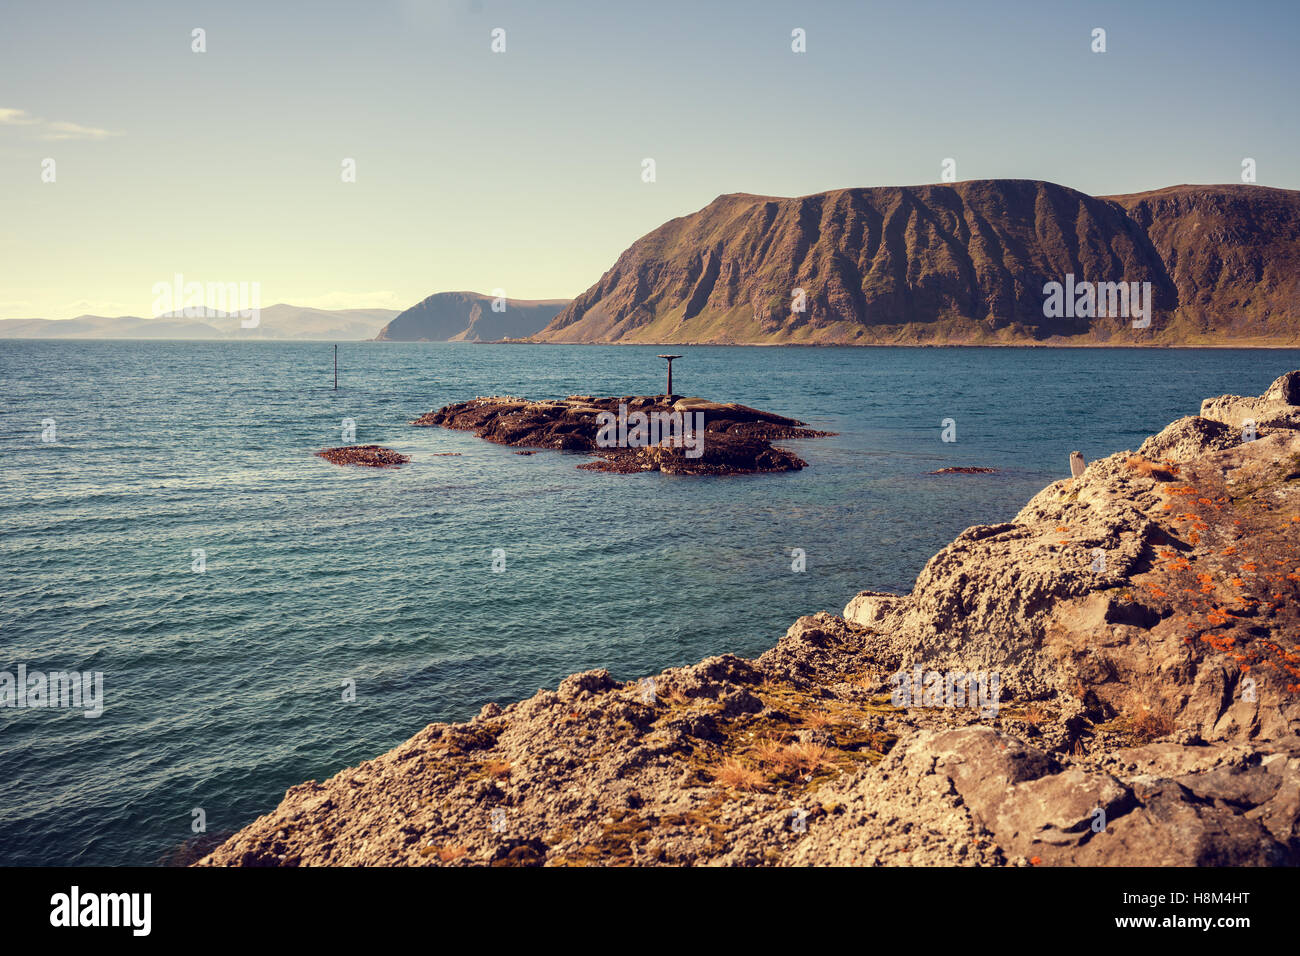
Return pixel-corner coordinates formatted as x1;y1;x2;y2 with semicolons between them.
1263;370;1300;406
1200;369;1300;432
1138;415;1237;462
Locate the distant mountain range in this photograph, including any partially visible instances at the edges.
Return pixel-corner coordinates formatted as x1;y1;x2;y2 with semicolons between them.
531;181;1300;346
372;291;569;342
11;181;1298;347
0;304;399;340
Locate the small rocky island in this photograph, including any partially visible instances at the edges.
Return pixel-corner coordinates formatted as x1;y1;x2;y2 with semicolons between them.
411;395;833;475
316;445;410;468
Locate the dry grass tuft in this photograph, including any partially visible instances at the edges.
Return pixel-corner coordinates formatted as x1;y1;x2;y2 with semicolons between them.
659;684;689;706
1126;456;1175;482
846;671;881;690
1122;689;1176;742
711;757;767;792
751;737;788;766
1020;702;1052;725
775;741;833;777
799;709;835;730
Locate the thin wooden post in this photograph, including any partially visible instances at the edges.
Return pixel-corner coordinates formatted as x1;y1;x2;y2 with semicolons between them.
658;354;682;398
334;345;338;390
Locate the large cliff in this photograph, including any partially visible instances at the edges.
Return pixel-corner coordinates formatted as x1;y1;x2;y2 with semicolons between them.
531;181;1300;346
198;371;1300;867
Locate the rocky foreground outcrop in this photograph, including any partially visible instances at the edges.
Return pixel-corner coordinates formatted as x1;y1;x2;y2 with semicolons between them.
202;372;1300;866
531;181;1300;346
411;395;832;475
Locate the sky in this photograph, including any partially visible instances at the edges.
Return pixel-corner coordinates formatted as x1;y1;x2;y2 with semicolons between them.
1;0;1297;319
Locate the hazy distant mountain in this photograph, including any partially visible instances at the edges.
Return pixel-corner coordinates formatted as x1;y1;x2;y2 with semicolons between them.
374;291;569;342
0;304;399;340
532;180;1300;346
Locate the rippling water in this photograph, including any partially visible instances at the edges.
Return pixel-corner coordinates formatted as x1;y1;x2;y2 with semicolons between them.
1;340;1296;865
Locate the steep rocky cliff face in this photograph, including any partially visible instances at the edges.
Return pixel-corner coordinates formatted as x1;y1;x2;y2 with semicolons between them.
1106;184;1300;341
198;372;1300;867
532;181;1300;345
375;292;569;342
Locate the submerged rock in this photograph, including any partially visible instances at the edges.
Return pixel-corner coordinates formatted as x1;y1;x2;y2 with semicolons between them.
315;445;410;468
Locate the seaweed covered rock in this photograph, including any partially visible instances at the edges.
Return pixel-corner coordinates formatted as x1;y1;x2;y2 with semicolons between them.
412;395;832;475
315;445;410;468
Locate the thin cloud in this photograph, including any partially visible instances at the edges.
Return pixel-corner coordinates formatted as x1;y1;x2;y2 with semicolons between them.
0;108;38;125
42;120;119;141
0;107;121;140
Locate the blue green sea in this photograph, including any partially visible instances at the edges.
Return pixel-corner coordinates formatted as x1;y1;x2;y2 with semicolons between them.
2;341;1297;865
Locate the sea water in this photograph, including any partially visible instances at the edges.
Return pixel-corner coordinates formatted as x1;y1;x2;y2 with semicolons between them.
1;340;1296;865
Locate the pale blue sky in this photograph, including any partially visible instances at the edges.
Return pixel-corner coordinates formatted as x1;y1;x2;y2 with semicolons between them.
2;0;1296;318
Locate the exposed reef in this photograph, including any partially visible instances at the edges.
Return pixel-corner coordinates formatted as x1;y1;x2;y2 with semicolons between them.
411;395;833;475
315;445;410;468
